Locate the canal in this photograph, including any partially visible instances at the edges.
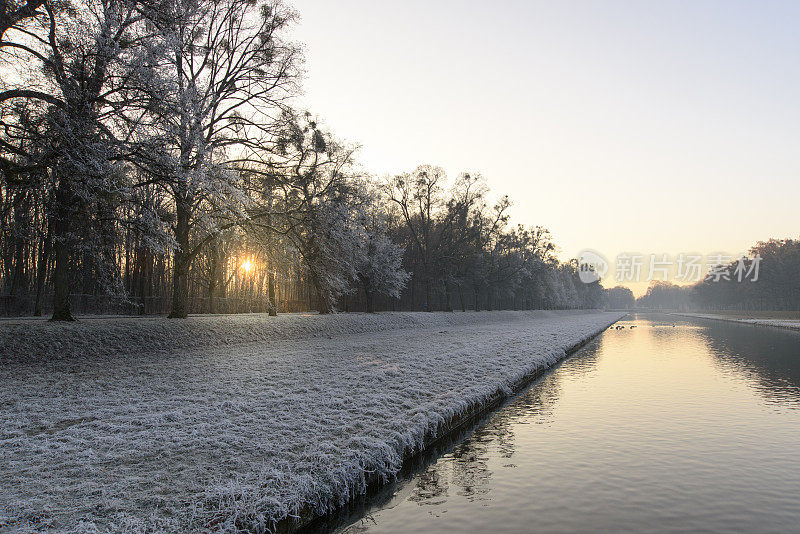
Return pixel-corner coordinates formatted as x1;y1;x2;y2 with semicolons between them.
328;313;800;533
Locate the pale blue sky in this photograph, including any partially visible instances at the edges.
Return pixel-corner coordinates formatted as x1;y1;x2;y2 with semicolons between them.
289;0;800;295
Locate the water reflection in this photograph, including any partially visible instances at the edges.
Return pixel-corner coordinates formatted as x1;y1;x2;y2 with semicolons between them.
697;319;800;408
407;468;447;506
332;314;800;534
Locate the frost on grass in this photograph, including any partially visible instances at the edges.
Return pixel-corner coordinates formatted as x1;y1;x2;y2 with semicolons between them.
1;311;622;532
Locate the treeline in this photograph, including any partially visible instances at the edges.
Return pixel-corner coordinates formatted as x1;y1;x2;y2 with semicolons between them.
0;0;601;319
633;238;800;311
635;282;691;310
604;286;635;310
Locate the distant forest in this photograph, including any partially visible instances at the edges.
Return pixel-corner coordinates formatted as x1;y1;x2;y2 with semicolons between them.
0;0;603;319
606;238;800;311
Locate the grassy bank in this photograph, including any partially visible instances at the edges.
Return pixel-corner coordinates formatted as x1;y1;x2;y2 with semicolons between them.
1;311;622;532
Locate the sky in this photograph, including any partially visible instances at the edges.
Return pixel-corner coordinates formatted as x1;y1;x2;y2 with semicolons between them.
288;0;800;296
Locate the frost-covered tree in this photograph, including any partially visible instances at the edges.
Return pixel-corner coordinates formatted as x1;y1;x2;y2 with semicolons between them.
140;0;300;318
356;231;408;313
0;0;165;320
354;186;409;312
384;165;448;311
605;285;635;309
464;193;510;311
0;0;46;37
266;112;369;313
0;1;614;318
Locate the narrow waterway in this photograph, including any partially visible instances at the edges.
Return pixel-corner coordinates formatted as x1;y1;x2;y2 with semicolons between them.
331;313;800;533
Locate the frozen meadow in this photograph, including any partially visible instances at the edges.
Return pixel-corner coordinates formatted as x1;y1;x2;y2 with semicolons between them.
1;311;621;532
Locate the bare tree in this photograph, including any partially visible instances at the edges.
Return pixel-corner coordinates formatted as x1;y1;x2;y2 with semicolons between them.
268;112;363;313
1;0;156;320
384;165;448;311
0;0;46;37
139;0;300;318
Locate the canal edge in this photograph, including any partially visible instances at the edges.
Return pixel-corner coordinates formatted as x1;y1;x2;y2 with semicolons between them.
280;315;622;533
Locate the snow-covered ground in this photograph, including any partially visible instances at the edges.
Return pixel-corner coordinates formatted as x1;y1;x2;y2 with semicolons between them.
1;310;621;532
676;313;800;331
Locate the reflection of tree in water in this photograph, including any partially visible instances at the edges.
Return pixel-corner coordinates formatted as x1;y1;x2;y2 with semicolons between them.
407;467;448;505
701;323;800;408
408;342;603;506
406;429;494;505
450;433;493;501
494;341;603;429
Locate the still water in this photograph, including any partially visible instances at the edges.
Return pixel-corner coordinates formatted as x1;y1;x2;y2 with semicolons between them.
334;314;800;533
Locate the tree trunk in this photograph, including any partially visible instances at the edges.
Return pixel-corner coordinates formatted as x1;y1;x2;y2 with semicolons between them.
207;241;219;314
168;199;190;318
52;227;73;320
34;222;52;316
51;181;74;321
317;297;332;314
309;270;331;314
425;278;432;312
170;248;190;318
362;278;375;313
10;227;25;299
207;279;217;314
268;268;277;316
266;201;277;316
365;290;375;313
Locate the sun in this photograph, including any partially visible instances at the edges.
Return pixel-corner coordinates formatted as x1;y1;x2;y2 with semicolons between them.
241;259;253;273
